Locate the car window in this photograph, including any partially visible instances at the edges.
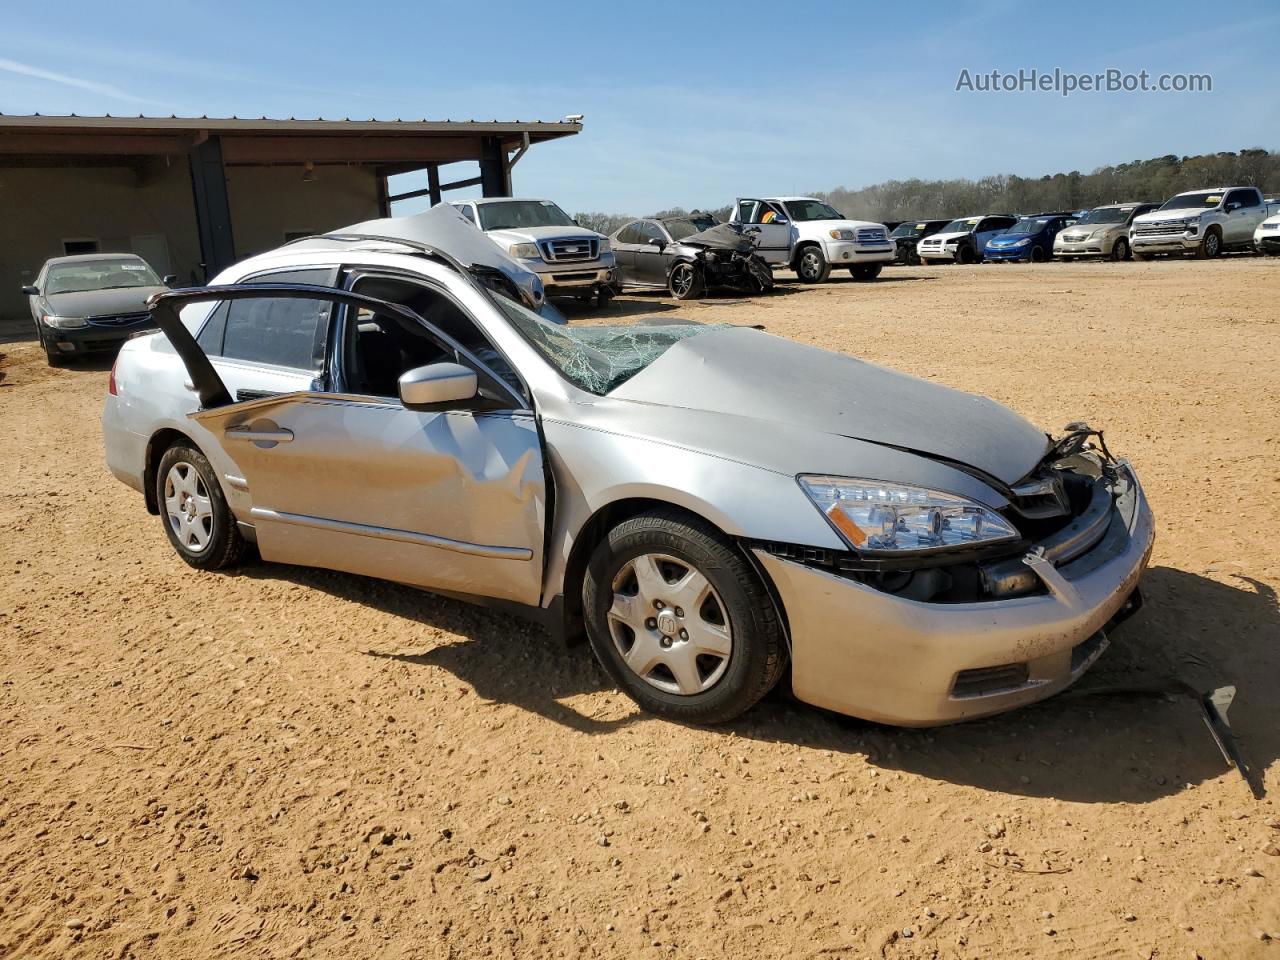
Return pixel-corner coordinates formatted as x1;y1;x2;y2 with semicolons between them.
452;204;479;227
638;222;666;244
736;200;756;223
752;202;786;224
616;222;643;244
1226;189;1261;209
346;275;523;400
203;268;338;370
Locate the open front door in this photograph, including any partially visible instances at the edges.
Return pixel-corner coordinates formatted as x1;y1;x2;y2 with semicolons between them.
150;285;547;606
732;199;792;264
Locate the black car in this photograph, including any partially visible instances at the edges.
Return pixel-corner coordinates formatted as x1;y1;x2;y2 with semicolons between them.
610;216;773;300
22;253;176;366
889;220;952;264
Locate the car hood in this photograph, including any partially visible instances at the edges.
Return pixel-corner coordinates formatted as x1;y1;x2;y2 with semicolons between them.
330;205;546;308
800;218;885;232
1134;207;1215;222
1257;214;1280;228
986;232;1034;246
609;327;1049;486
44;286;166;317
485;225;604;246
920;230;969;243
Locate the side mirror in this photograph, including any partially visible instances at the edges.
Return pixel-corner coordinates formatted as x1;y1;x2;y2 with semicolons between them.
163;275;178;286
647;237;664;248
398;362;478;410
1225;202;1240;212
21;285;39;296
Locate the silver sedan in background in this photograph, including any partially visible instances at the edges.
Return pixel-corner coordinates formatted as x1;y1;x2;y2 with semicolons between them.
102;205;1154;726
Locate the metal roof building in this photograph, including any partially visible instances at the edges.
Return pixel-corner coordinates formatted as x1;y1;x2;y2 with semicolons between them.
0;113;581;319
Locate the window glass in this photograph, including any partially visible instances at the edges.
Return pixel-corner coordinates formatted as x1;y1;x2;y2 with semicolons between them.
221;296;330;370
44;257;160;294
1226;189;1260;208
638;222;665;244
617;222;643;244
197;301;229;355
736;200;756;223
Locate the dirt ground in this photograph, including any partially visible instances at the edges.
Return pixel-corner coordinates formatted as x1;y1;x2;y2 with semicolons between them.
2;258;1278;960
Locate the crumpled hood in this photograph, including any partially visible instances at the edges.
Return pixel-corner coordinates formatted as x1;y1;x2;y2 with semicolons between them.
45;285;164;317
610;327;1049;486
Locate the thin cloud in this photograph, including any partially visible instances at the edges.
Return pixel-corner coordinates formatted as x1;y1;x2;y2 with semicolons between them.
0;57;153;104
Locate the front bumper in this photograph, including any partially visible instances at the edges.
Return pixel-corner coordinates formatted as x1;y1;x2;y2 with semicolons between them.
1055;237;1108;257
1255;231;1280;254
522;258;616;295
756;463;1155;726
42;320;156;354
1131;232;1199;254
983;244;1033;261
824;241;894;265
917;244;958;261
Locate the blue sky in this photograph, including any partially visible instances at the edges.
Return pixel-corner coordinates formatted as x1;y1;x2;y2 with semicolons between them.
1;0;1276;215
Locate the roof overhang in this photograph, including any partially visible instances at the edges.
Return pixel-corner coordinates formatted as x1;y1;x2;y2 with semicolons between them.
0;114;582;168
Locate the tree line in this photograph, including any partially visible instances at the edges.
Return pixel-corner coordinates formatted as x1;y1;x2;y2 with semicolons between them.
575;148;1279;231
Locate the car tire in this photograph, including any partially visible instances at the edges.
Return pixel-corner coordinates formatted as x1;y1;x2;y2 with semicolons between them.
668;261;705;300
582;509;787;725
1194;228;1222;259
155;443;247;570
44;346;66;367
956;245;975;265
849;264;882;281
1029;245;1046;263
795;245;831;283
1111;237;1130;261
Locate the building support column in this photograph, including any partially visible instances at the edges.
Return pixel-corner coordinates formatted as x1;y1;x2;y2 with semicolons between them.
479;136;511;197
188;136;235;281
427;164;442;206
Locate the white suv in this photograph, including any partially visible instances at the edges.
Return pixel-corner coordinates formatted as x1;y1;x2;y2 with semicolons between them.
728;197;893;282
452;198;617;304
1129;187;1270;260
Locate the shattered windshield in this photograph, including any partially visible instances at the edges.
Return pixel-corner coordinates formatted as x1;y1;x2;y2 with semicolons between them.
663;217;717;240
490;296;726;395
477;200;577;231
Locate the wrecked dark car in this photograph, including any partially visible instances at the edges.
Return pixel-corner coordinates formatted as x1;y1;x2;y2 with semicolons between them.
890;220;953;264
610;217;774;300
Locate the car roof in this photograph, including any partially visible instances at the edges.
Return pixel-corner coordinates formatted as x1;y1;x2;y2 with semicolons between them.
44;253;146;266
469;197;554;205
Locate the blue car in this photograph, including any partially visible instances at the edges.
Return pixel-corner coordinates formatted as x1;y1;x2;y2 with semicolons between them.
982;213;1076;262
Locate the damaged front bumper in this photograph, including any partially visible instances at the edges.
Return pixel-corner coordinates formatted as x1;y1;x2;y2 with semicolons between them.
755;462;1155;726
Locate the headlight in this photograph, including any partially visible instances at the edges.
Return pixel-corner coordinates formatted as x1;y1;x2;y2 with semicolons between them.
596;237;611;254
797;476;1019;554
42;314;88;329
944;239;959;247
509;242;540;259
1014;237;1032;246
828;229;856;241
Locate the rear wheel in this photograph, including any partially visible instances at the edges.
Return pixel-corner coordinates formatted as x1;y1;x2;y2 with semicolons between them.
1194;228;1222;260
668;261;705;300
849;264;882;281
1111;237;1130;261
155;443;247;570
956;244;976;265
583;510;787;724
795;245;831;283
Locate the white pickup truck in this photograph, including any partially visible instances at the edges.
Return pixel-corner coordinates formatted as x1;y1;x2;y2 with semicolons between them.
1129;187;1271;260
728;197;894;282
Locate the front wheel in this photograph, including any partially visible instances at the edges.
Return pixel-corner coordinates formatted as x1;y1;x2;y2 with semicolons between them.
583;510;787;724
956;244;976;265
668;261;705;300
1111;237;1130;261
849;264;882;281
1029;245;1046;263
795;245;831;283
155;443;247;570
1194;229;1222;260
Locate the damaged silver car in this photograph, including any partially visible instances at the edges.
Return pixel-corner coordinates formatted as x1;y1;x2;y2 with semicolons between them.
102;205;1154;726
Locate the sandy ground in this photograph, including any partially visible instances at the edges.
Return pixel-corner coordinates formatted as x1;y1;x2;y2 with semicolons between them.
2;258;1279;960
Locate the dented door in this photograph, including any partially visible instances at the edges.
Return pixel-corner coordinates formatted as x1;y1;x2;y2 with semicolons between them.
193;396;546;604
149;284;546;606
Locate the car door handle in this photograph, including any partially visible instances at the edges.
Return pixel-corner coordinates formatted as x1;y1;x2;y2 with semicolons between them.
225;426;294;443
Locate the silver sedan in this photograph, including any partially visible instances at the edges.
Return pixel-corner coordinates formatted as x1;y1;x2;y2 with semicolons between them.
102;206;1154;726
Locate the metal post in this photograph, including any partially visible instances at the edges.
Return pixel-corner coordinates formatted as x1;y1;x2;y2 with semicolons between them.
479;136;510;197
188;136;236;280
427;164;442;206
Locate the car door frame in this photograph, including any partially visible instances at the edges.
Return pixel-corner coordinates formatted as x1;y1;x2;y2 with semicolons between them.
148;282;548;606
632;220;672;286
732;199;792;263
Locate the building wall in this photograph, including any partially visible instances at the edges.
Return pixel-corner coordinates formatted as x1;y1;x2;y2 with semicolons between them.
225;165;381;261
0;162;202;320
0;162;382;321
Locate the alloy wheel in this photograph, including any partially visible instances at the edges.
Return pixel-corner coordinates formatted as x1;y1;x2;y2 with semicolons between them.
163;461;214;553
671;264;694;297
799;251;821;280
606;553;732;695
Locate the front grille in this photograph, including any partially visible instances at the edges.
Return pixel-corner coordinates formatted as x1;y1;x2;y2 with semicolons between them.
951;663;1030;699
550;271;598;282
1061;233;1088;242
1263;223;1279;231
856;227;886;243
87;312;150;328
1134;221;1186;237
540;238;598;263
